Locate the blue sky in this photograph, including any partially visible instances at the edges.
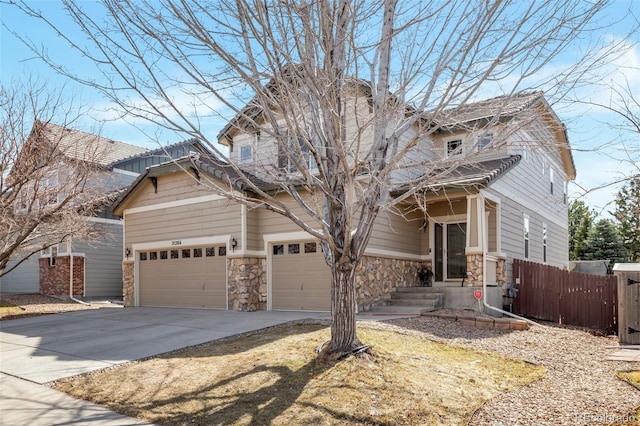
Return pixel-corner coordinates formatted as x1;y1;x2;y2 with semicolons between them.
1;1;638;217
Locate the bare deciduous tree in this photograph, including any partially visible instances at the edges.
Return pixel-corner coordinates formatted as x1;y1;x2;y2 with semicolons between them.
9;0;623;353
0;81;111;278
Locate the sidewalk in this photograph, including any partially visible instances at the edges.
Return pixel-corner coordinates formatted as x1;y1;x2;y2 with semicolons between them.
0;373;153;426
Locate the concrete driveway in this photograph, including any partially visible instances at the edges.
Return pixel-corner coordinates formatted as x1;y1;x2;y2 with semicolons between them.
0;306;325;384
0;307;326;425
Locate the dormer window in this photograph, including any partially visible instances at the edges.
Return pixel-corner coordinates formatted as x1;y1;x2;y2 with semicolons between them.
446;139;463;157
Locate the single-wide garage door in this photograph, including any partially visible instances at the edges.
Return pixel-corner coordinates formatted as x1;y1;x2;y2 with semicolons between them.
138;245;227;308
271;240;331;311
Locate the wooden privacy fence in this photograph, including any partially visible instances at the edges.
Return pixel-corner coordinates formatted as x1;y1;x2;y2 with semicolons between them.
512;259;618;333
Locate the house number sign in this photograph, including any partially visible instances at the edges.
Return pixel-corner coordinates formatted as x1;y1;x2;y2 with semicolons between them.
171;240;182;246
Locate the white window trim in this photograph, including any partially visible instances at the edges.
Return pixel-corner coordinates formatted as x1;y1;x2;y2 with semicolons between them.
445;138;464;157
240;144;252;161
542;222;548;263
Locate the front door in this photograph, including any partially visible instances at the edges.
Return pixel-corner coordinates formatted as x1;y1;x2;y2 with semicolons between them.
435;222;466;281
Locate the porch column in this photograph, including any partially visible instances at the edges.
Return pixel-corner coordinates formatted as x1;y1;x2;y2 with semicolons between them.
465;194;485;287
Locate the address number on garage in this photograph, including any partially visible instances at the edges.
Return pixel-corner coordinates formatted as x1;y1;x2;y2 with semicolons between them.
171;240;182;246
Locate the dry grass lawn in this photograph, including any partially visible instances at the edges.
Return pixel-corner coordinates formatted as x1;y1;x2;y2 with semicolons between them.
51;323;544;425
0;299;24;318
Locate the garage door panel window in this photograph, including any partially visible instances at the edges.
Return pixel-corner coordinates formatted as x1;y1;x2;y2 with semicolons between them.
182;249;191;258
206;247;215;257
194;248;203;258
160;250;168;260
171;249;179;259
149;251;158;260
140;252;147;261
273;244;284;255
218;247;226;256
304;242;316;253
288;243;300;254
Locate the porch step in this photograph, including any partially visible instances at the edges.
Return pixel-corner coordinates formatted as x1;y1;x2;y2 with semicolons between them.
369;286;444;315
368;305;436;315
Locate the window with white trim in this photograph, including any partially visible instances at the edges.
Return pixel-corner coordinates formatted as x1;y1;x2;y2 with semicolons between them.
542;223;548;263
278;134;318;172
523;215;530;259
549;168;554;194
49;245;58;266
446;139;463;157
240;145;252;161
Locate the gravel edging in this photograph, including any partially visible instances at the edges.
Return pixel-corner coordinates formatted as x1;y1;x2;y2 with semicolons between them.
375;316;639;426
0;293;118;320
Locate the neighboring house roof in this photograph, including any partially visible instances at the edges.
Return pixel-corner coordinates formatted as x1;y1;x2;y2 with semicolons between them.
111;138;211;167
39;121;147;166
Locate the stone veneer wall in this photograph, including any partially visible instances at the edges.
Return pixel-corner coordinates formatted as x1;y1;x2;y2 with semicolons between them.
465;254;483;287
228;257;267;311
496;257;507;289
122;261;135;306
356;256;431;311
39;256;84;297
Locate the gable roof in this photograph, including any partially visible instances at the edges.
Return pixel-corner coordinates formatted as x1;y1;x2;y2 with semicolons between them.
38;121;147;167
111;153;269;216
111;138;210;167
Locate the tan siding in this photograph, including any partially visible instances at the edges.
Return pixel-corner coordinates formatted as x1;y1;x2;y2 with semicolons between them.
128;171;213;209
245;207;262;251
125;199;241;245
368;209;424;255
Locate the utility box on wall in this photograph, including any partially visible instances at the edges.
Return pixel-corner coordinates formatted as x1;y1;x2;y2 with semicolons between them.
613;263;640;345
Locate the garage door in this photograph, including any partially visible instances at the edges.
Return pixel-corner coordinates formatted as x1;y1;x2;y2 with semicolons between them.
138;245;227;308
271;241;331;311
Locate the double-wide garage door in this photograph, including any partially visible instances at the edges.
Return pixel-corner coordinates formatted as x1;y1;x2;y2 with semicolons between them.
271;240;331;311
138;245;227;308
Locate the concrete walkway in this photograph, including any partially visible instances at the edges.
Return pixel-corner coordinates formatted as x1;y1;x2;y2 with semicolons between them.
0;307;327;425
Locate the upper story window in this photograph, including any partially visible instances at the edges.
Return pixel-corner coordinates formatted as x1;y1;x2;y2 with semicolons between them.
549;168;554;195
542;222;548;263
240;145;252;161
279;135;318;172
446;139;463;157
477;133;493;151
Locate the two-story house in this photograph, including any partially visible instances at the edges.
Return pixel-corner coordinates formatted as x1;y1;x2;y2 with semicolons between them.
112;86;574;313
0;122;212;300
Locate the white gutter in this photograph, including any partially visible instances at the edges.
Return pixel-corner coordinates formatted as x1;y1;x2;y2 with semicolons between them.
479;193;540;327
69;251;88;305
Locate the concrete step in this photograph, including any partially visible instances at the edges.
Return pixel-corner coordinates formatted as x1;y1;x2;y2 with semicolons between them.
368;305;436;315
390;292;441;300
387;298;439;307
395;286;445;293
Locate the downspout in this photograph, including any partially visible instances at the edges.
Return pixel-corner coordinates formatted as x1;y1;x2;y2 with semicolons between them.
479;193;540;327
69;250;88;305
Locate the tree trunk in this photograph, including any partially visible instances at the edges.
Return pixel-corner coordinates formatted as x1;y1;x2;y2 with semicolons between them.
330;257;360;352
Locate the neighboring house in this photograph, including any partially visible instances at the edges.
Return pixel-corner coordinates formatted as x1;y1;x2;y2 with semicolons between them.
113;89;574;312
0;122;211;299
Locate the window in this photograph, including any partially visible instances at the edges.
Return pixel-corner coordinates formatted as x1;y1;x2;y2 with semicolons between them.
288;243;300;254
140;252;147;261
549;168;554;194
160;250;168;260
304;242;317;253
240;145;252;161
206;247;215;257
278;134;318;172
273;244;284;255
543;223;548;263
523;215;530;259
182;249;191;258
49;245;57;267
149;251;158;260
563;181;568;204
477;133;493;151
446;139;463;157
218;246;226;256
194;248;203;258
171;250;179;259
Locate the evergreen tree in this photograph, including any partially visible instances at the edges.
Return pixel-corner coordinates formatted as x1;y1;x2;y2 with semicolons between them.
569;200;595;260
583;219;628;273
612;175;640;262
